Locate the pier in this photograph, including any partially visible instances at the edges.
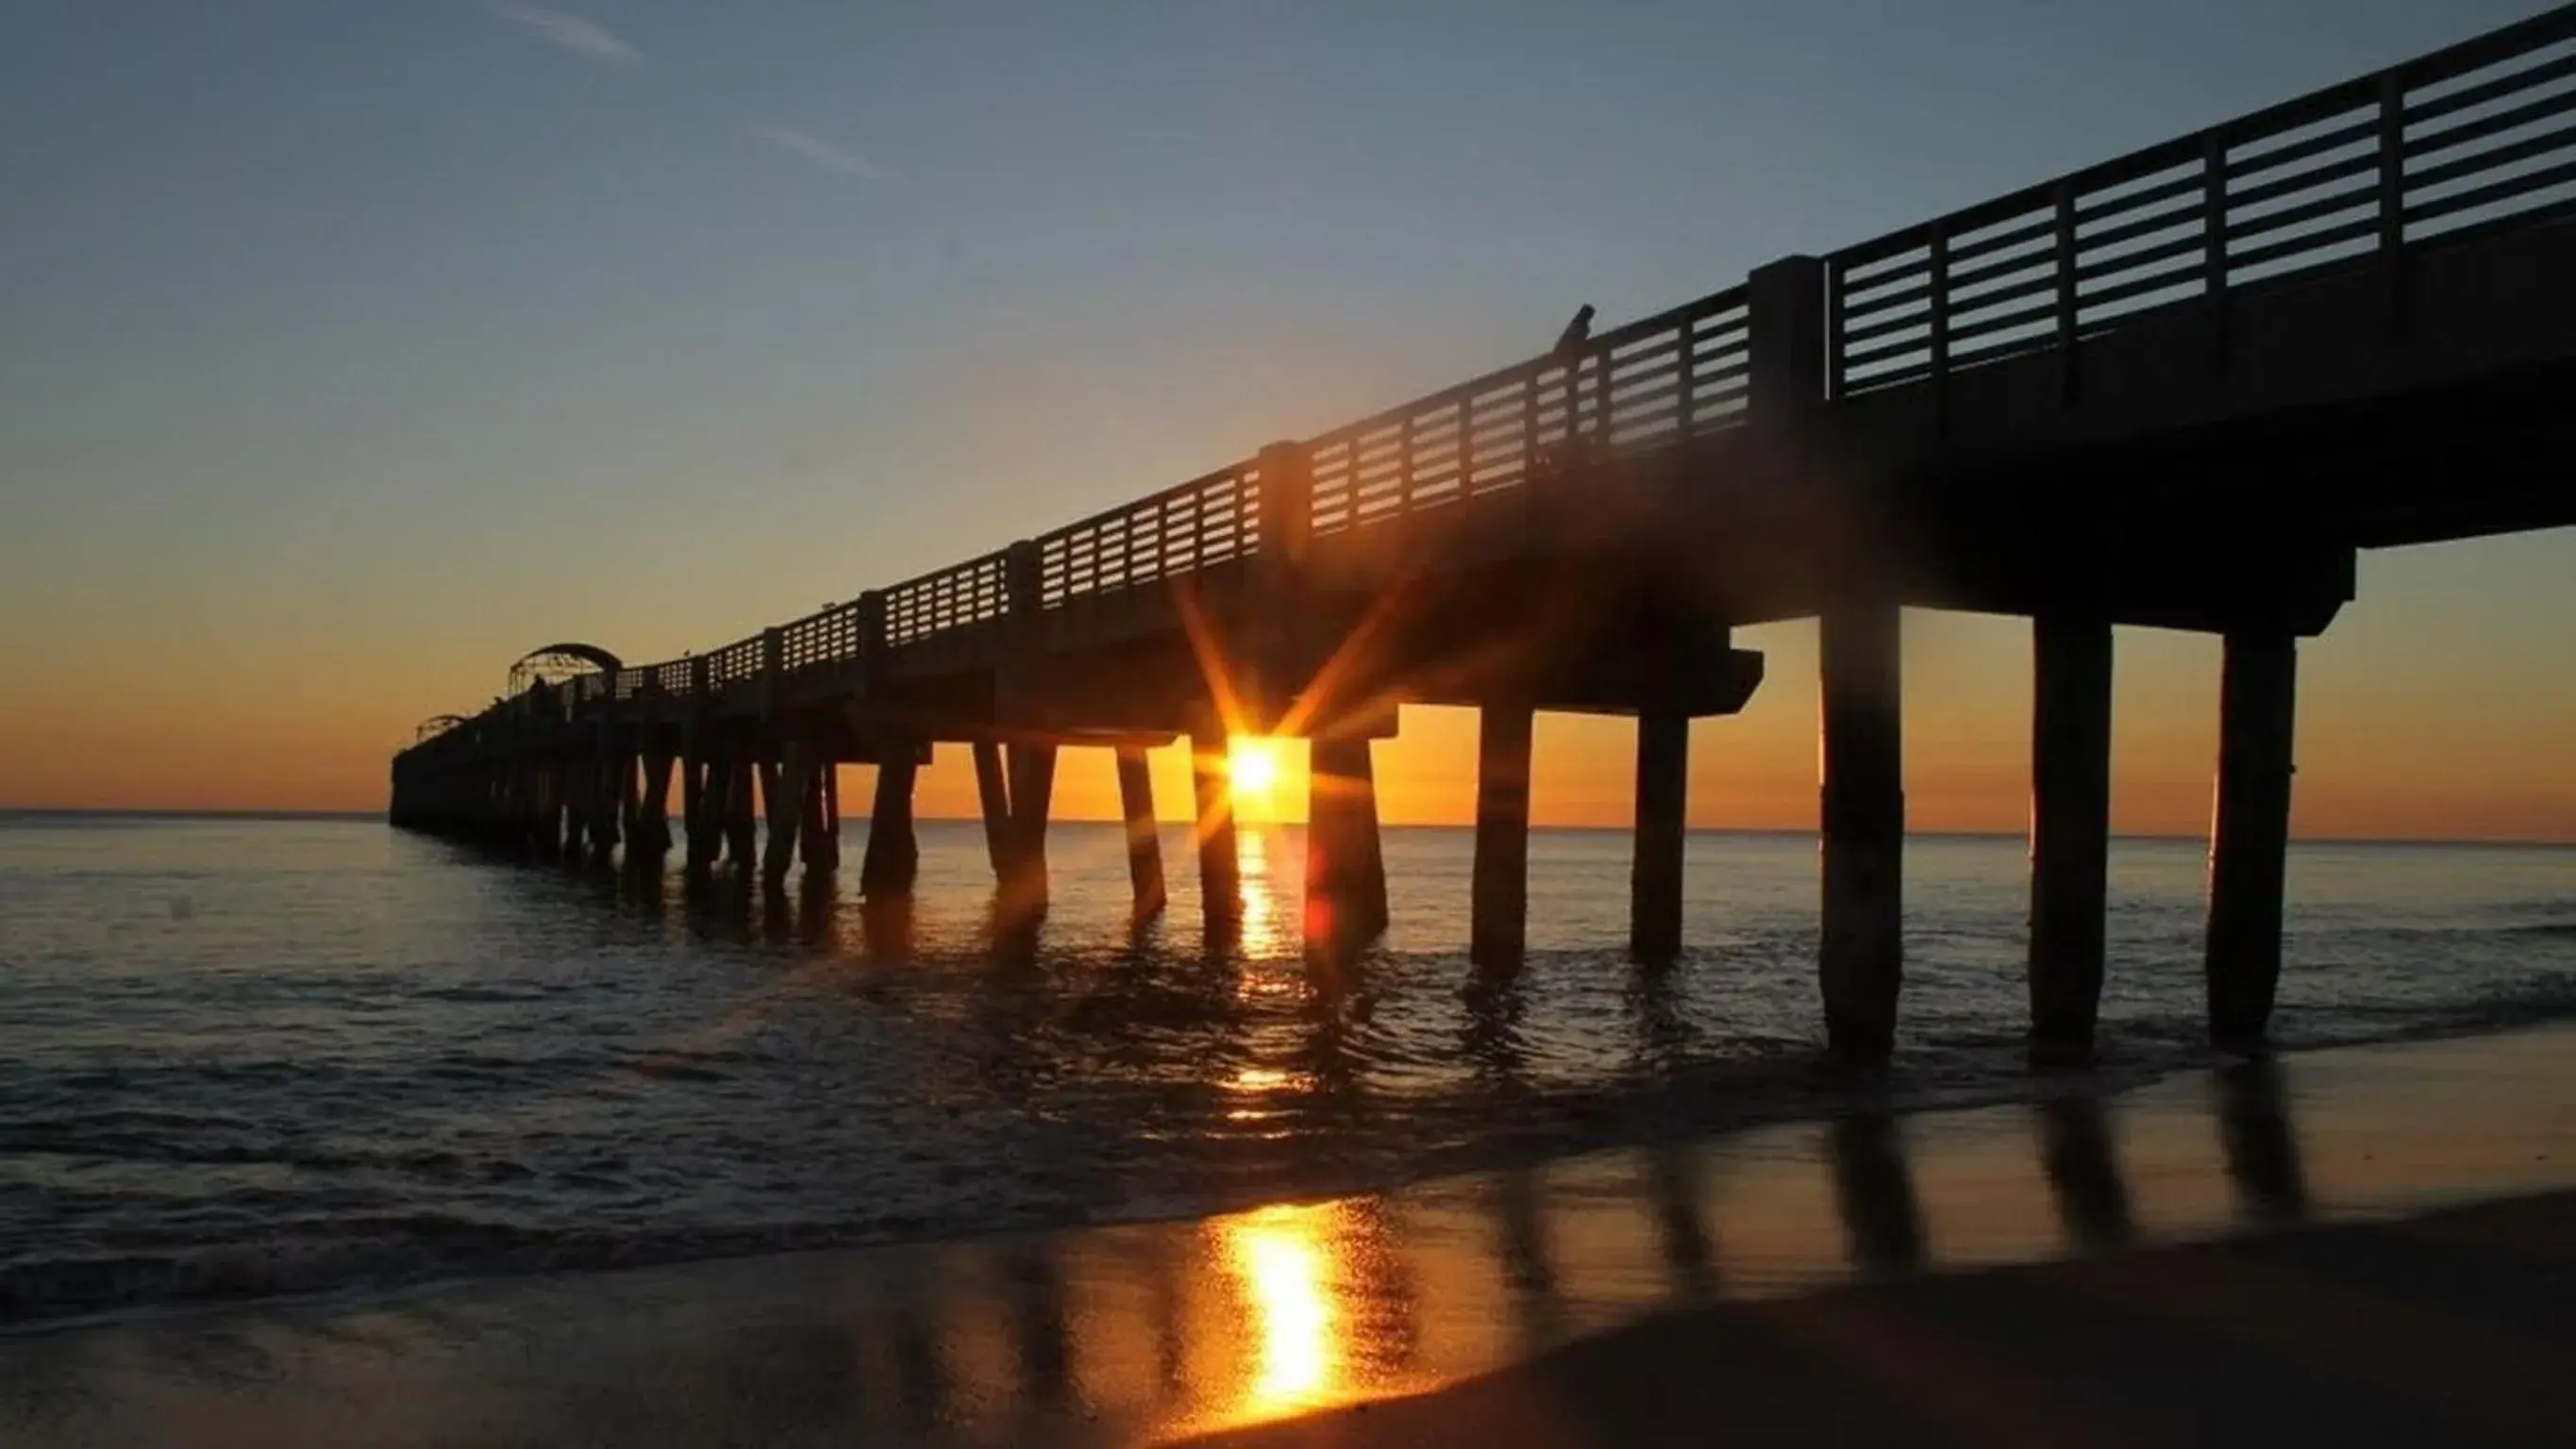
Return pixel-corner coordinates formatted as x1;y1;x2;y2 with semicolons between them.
393;8;2576;1063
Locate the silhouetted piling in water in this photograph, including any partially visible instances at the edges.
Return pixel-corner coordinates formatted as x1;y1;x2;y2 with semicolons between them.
1114;746;1164;919
2029;614;2114;1058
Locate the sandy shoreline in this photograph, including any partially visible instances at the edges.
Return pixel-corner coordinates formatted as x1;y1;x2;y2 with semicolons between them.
5;1023;2573;1446
1182;1187;2576;1448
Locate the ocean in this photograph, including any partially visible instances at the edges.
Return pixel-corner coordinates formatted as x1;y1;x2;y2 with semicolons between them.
3;812;2571;1332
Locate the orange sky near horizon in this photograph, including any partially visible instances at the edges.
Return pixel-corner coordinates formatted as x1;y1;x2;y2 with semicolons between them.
7;533;2573;842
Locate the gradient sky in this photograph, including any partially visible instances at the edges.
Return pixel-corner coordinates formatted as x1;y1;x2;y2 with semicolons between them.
5;1;2571;839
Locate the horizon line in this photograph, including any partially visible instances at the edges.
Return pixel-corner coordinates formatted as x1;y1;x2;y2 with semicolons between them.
4;807;2569;849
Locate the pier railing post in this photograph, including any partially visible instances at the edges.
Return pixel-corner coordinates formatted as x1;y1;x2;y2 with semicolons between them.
760;627;784;720
1006;540;1044;634
1255;440;1313;734
856;590;888;696
1748;255;1829;420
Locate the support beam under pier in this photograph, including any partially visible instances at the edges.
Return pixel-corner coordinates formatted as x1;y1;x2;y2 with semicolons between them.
723;757;758;875
973;741;1012;880
1471;704;1534;969
680;740;715;874
635;747;676;864
1115;747;1165;919
861;750;919;899
1306;734;1389;950
2205;632;2298;1053
1003;743;1057;917
800;759;840;875
1820;600;1904;1066
1630;710;1689;964
2029;616;2114;1058
1192;726;1239;930
761;751;806;888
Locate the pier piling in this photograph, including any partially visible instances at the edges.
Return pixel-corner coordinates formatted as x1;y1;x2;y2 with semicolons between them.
1630;710;1690;963
1307;733;1389;948
1470;704;1535;968
1820;599;1904;1066
2206;632;2299;1051
1004;743;1057;915
1192;725;1238;928
861;749;920;898
2030;615;2114;1058
973;741;1012;880
1115;747;1165;919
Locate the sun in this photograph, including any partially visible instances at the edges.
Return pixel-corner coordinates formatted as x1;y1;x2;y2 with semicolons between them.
1228;736;1284;817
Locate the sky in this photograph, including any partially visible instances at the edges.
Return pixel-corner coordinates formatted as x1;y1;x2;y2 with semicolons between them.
3;0;2571;840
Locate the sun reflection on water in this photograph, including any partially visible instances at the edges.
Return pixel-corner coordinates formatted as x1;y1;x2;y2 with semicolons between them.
1234;826;1296;962
1219;1203;1342;1416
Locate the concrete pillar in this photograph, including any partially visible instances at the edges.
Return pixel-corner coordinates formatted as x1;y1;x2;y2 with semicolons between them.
562;757;590;861
1351;743;1388;938
1630;710;1690;963
1820;600;1904;1065
1004;742;1057;913
681;746;715;874
1307;734;1388;946
761;750;805;887
611;750;642;859
861;750;920;898
1115;747;1166;919
1471;704;1535;968
723;756;758;873
800;759;840;874
2205;633;2298;1051
2029;616;2114;1057
1192;725;1239;927
972;741;1012;879
637;748;676;859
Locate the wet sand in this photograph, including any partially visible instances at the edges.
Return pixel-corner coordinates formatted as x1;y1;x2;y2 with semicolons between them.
5;1023;2573;1446
1185;1189;2576;1448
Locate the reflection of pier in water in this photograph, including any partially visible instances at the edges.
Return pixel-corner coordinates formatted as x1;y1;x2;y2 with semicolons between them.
26;1033;2576;1449
493;1061;2317;1444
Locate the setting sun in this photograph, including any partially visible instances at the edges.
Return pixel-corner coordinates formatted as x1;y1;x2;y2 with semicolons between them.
1229;736;1285;816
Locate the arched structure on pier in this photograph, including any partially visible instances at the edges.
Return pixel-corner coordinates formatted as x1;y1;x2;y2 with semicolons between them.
507;643;621;698
414;714;471;743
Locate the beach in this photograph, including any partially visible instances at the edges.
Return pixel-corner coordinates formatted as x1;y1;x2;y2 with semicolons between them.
1187;1189;2576;1448
6;1022;2571;1447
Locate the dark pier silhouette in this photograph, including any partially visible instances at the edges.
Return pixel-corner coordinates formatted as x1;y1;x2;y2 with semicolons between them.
392;9;2576;1064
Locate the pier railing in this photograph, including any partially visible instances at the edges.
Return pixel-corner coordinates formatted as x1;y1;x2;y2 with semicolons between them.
1829;5;2576;393
407;5;2576;748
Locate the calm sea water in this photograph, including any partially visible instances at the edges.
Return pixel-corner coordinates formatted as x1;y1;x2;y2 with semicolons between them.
2;813;2571;1330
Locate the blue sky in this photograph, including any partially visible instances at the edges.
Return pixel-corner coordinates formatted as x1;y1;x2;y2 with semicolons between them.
4;1;2570;829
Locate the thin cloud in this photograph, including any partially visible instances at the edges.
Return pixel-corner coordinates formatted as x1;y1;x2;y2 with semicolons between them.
747;121;887;181
489;4;642;67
